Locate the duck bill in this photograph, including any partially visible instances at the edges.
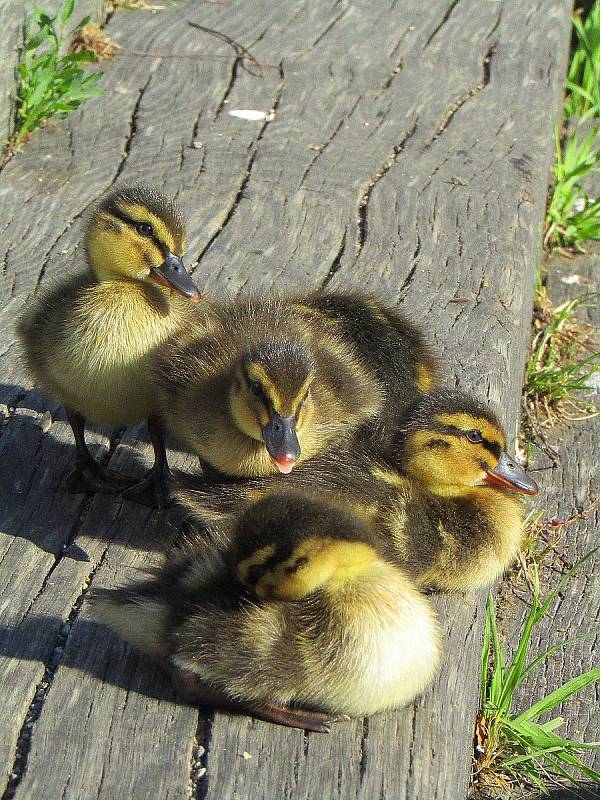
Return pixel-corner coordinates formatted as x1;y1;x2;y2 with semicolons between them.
150;252;201;301
485;453;539;495
262;412;301;474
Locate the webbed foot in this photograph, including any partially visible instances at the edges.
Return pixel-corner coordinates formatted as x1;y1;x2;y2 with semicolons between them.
121;468;174;509
66;461;136;495
171;668;343;733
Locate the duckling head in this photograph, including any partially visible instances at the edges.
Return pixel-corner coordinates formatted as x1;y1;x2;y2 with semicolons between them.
229;341;316;473
234;490;379;599
85;185;200;301
398;390;539;497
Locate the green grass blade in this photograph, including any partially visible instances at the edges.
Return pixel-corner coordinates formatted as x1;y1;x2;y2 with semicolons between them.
512;668;600;725
537;547;600;618
521;631;600;683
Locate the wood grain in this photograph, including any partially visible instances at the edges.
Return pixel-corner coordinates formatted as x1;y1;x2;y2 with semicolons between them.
0;1;573;798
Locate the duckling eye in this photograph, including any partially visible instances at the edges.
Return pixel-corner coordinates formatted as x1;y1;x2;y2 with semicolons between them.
250;381;265;399
466;429;483;444
136;222;153;237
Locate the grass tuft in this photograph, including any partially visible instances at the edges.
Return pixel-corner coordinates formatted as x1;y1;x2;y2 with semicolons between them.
565;4;600;119
546;2;600;251
5;0;104;157
474;548;600;797
525;287;600;425
545;123;600;250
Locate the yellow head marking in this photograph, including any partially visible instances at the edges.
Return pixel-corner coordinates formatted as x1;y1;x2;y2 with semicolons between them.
114;202;185;255
405;430;495;496
86;187;186;283
246;538;379;600
237;544;276;586
434;413;506;451
416;362;435;393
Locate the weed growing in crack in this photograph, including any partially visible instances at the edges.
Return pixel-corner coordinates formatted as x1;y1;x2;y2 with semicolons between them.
473;548;600;798
525;287;600;425
5;0;104;158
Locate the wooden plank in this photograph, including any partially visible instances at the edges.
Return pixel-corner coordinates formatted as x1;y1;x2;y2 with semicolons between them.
0;0;573;798
505;251;600;798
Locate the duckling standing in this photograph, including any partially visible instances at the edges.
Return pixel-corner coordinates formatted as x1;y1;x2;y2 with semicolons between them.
95;491;441;730
152;298;384;477
17;185;201;507
176;389;539;592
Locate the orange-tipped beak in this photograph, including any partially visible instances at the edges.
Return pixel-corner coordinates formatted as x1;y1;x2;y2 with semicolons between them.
263;412;300;475
270;455;297;474
485;453;539;496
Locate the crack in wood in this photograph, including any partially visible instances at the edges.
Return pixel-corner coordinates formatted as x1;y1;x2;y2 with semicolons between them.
188;712;212;800
424;44;496;149
359;716;369;783
424;0;461;49
1;553;108;800
299;96;361;186
381;58;403;91
310;6;349;49
399;228;421;296
192;63;285;271
355;119;418;256
112;73;153;185
319;228;347;290
214;56;240;120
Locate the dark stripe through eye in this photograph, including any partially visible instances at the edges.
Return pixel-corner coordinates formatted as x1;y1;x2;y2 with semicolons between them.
427;438;451;449
482;438;502;459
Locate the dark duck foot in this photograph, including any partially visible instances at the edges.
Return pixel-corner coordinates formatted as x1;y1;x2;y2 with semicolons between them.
171;668;344;733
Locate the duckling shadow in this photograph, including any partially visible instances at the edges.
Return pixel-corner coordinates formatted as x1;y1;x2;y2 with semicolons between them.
0;386;192;554
0;614;179;706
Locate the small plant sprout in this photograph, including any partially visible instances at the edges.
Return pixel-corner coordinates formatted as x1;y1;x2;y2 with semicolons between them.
475;548;600;796
8;0;104;154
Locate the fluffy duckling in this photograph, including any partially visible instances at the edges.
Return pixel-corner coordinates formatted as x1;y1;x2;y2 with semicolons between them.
153;292;437;478
176;389;539;592
17;185;201;507
296;292;439;449
95;490;441;730
152;298;384;477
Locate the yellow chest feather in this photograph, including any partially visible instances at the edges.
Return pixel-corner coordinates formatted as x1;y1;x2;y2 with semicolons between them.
53;281;189;426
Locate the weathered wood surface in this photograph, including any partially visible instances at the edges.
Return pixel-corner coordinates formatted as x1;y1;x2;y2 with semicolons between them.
504;252;600;800
0;1;573;798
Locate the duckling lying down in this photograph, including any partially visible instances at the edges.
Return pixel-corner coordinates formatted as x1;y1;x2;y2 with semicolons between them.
95;393;537;729
17;185;201;507
95;494;441;731
176;389;539;593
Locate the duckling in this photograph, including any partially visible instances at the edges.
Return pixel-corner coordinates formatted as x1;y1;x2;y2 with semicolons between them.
153;292;437;478
152;298;384;477
94;490;441;730
17;185;201;507
296;292;440;449
175;389;539;592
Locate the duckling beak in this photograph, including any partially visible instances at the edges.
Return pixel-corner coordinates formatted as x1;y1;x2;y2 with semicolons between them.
151;253;201;301
485;453;539;495
262;412;301;474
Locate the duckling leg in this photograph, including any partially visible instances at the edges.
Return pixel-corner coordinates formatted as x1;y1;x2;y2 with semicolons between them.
121;416;173;509
172;668;341;733
65;408;136;495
